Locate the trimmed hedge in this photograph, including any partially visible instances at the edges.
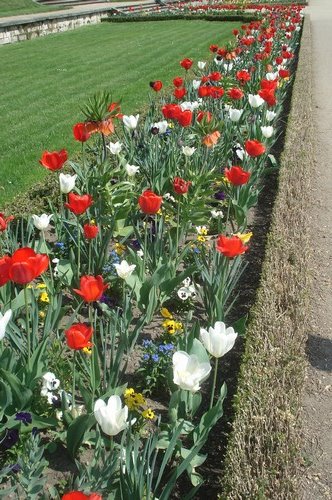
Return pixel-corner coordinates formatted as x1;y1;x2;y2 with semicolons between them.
220;15;313;499
105;13;260;23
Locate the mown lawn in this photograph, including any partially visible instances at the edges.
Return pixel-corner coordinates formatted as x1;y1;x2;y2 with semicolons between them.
0;0;65;18
0;20;240;204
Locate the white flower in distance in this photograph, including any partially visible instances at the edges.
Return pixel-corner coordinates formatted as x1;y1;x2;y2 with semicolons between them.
107;141;122;155
260;126;274;138
59;173;77;194
224;62;233;72
265;71;278;81
180;101;200;112
192;79;201;90
173;351;211;392
114;260;136;279
182;146;196;157
228;108;243;122
211;209;224;219
151;120;168;134
125;164;140;177
197;61;206;70
0;309;12;341
266;110;277;122
214;57;222;66
123;114;139;130
248;94;265;108
200;321;238;358
32;214;53;231
94;395;129;436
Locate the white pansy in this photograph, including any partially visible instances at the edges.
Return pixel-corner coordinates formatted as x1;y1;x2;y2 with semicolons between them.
41;372;60;397
0;309;12;341
123;114;139;130
172;351;211;392
182;277;191;288
260;126;274;138
151;120;168;134
235;144;248;161
266;110;277;122
182;146;196;157
137;249;144;258
114;260;136;279
197;61;206;70
228;108;243;122
94;395;129;436
192;79;201;90
125;164;140;177
177;283;196;301
59;173;77;194
107;141;122;155
200;321;238;358
164;192;176;203
248;94;265;108
32;214;53;231
211;209;224;219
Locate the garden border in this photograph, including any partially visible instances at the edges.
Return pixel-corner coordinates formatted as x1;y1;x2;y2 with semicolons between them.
220;14;313;499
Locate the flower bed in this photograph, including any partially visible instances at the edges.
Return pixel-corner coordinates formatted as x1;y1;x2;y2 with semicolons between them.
0;5;304;498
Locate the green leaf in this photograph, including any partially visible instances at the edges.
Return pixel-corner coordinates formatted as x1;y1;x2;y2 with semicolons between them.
0;380;12;419
67;413;96;458
232;314;248;337
0;368;33;411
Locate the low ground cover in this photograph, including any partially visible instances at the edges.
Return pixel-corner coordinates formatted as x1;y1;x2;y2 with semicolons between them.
0;20;240;205
0;0;66;18
0;3;305;498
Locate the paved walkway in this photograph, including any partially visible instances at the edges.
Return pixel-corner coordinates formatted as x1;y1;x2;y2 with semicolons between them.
302;0;332;497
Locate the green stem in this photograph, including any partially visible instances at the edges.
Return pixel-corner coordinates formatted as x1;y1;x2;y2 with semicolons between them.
175;199;181;261
142;218;148;279
72;350;76;409
24;286;31;362
42;231;54;292
210;357;219;409
88;241;92;275
77;217;81;281
89;304;96;404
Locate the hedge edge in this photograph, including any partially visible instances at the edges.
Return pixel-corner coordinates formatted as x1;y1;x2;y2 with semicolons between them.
220;15;313;500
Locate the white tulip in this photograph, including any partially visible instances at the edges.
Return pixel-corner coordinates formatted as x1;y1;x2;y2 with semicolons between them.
260;126;274;138
0;309;12;341
107;141;122;155
248;94;265;108
180;101;200;112
125;164;140;177
265;72;278;81
151;120;168;134
266;110;277;122
173;351;211;392
182;146;196;157
123;114;139;130
114;260;136;279
197;61;206;70
59;173;77;194
192;79;201;90
200;321;238;358
228;108;243;122
32;214;53;231
214;57;223;66
94;395;129;436
224;62;233;72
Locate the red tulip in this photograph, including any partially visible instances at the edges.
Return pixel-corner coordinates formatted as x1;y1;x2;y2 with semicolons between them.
258;88;277;106
177;110;193;127
210;87;224;99
216;235;248;258
173;77;184;88
161;104;181;120
173;177;191;195
197;111;212;123
174;87;186;100
260;79;278;91
198;86;211;98
275;56;283;65
39;150;68;171
0;256;11;287
236;70;251;84
279;69;290;78
209;44;218;52
73;123;91;143
73;275;107;302
209;71;222;82
65;193;93;216
180;58;193;70
0;213;14;232
138;190;162;215
149;80;163;92
64;324;94;351
83;223;99;239
245;140;266;157
8;248;49;285
228;87;244;100
225;166;251;186
233;29;239;36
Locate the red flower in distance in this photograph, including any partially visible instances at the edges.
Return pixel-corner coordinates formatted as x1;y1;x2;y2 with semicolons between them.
245;140;266;157
236;70;251;84
174;87;186;100
177;110;193;127
233;29;239;36
279;68;290;78
83;223;99;239
161;104;181;120
275;56;283;65
0;256;11;287
198;86;211;98
173;77;184;88
138;190;162;215
197;111;212;123
62;493;101;500
180;58;193;70
64;324;94;350
74;275;107;302
173;177;191;195
73;123;91;143
65;193;93;216
258;88;277;106
216;235;248;258
39;150;68;171
260;79;278;91
209;71;222;82
149;80;163;92
225;166;251;186
209;44;219;52
0;213;14;232
7;247;49;285
210;87;224;99
228;87;244;100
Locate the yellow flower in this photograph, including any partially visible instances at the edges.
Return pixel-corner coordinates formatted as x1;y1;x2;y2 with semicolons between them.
36;283;47;289
196;226;208;236
142;408;155;420
235;232;253;244
175;322;183;332
124;388;135;397
162;319;176;335
222;176;231;185
168;122;174;129
124;389;146;410
39;311;46;319
82;347;92;355
90;219;96;225
39;291;50;304
160;307;173;319
114;243;126;256
197;235;206;243
157;209;162;215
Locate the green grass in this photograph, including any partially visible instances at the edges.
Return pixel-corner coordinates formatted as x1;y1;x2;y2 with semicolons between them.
0;20;239;205
0;0;67;18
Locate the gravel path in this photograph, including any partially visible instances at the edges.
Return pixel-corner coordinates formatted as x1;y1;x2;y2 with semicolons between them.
302;0;332;498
